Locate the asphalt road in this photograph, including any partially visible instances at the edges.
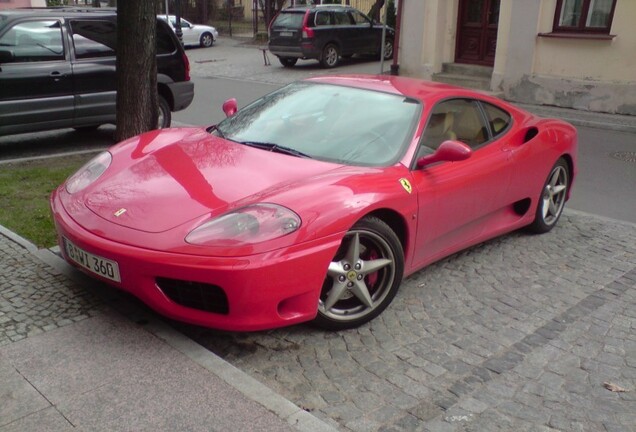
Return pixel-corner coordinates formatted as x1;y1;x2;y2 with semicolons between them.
3;38;633;223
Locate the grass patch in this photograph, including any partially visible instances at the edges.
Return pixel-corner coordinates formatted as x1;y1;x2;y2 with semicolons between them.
0;153;96;248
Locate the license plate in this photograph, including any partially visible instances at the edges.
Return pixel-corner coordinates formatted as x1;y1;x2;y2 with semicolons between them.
64;237;121;282
279;31;293;37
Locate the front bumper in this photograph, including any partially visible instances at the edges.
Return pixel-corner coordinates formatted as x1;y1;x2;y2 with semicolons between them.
51;190;341;331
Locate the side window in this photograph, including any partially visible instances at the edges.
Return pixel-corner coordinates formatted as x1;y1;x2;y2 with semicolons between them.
350;10;371;25
0;20;64;63
334;11;352;25
157;21;177;54
315;11;333;26
418;99;489;158
482;102;511;138
70;20;116;59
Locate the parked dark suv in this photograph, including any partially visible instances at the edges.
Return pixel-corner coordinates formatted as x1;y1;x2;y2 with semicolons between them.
268;5;394;68
0;8;194;136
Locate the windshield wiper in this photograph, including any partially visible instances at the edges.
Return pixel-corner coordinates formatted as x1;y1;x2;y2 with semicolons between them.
238;141;312;159
207;124;226;138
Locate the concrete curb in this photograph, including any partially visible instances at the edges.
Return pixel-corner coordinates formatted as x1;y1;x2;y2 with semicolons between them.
0;224;336;432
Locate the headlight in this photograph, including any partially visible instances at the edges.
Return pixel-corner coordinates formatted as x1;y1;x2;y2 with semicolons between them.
65;151;112;194
185;204;301;247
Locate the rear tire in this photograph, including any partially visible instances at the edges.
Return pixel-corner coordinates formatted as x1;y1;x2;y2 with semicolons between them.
320;43;340;68
527;158;569;234
278;57;298;68
158;95;171;129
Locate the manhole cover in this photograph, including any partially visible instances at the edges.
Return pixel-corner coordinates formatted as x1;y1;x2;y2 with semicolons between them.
610;151;636;163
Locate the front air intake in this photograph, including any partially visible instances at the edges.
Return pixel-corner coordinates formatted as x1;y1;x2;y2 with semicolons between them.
156;277;229;314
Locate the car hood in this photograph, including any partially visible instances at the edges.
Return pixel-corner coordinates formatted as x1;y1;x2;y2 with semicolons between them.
83;128;340;233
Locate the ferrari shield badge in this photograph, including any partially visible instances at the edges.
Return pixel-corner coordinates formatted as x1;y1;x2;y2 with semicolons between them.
399;178;412;194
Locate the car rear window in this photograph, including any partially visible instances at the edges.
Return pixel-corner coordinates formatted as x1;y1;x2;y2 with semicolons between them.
272;11;305;29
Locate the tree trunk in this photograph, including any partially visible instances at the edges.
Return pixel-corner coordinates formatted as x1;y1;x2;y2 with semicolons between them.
115;0;158;141
368;0;385;22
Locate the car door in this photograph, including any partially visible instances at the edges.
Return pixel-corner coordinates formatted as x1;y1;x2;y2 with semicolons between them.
348;9;377;54
409;98;513;268
68;18;117;127
178;19;198;46
331;10;356;56
0;18;73;135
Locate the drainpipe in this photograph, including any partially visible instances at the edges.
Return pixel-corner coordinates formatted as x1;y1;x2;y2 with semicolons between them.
390;0;403;75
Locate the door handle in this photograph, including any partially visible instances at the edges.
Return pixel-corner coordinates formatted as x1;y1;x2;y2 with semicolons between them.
50;71;65;81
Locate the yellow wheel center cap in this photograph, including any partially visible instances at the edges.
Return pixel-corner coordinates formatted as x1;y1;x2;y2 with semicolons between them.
347;270;358;281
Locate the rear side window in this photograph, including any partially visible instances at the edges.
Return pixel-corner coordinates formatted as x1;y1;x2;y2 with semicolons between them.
482;102;511;137
70;20;116;59
272;12;305;29
334;11;352;25
315;11;333;26
70;19;176;58
157;21;177;54
0;20;64;62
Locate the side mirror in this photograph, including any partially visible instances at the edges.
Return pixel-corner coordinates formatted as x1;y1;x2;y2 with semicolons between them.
416;140;472;168
222;98;238;117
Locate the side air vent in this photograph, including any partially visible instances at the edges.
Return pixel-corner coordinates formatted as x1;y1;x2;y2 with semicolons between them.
523;127;539;143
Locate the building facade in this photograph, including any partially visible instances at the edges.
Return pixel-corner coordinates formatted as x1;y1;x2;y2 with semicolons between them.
398;0;636;115
0;0;46;9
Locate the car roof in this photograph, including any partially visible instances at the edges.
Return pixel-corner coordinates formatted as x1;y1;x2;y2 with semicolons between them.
0;7;117;19
305;74;506;106
281;5;355;12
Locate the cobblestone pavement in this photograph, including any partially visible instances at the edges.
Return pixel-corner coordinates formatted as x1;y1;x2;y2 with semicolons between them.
177;211;636;432
0;232;105;347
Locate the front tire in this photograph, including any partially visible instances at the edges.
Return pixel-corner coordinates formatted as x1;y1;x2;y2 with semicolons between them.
200;32;214;48
158;95;171;129
382;38;394;60
314;216;404;330
528;158;569;233
320;43;340;68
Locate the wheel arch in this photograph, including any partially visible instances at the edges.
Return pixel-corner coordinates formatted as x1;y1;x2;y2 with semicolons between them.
362;208;409;255
560;153;575;199
157;82;174;111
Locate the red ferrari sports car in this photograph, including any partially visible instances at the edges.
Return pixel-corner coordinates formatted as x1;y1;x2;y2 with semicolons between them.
51;75;577;331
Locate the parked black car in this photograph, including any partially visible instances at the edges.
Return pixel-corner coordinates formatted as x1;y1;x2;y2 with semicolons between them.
0;8;194;136
268;5;394;68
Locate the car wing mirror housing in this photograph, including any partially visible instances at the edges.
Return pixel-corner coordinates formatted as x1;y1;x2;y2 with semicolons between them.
222;98;238;117
417;140;472;168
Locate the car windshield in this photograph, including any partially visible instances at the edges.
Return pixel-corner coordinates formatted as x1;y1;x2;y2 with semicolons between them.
215;82;421;167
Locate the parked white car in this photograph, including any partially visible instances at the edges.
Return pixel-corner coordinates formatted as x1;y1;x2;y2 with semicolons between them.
158;15;218;48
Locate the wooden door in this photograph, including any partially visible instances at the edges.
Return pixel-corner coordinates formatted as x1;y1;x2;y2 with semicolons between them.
455;0;500;66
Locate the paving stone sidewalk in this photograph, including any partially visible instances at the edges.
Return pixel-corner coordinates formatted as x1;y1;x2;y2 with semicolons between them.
178;211;636;432
1;207;635;431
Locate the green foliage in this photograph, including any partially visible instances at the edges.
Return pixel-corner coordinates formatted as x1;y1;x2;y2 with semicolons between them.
0;155;92;248
386;0;396;28
46;0;67;5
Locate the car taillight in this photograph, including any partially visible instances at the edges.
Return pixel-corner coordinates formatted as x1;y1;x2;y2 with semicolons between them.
302;26;314;38
301;10;314;39
182;52;190;81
